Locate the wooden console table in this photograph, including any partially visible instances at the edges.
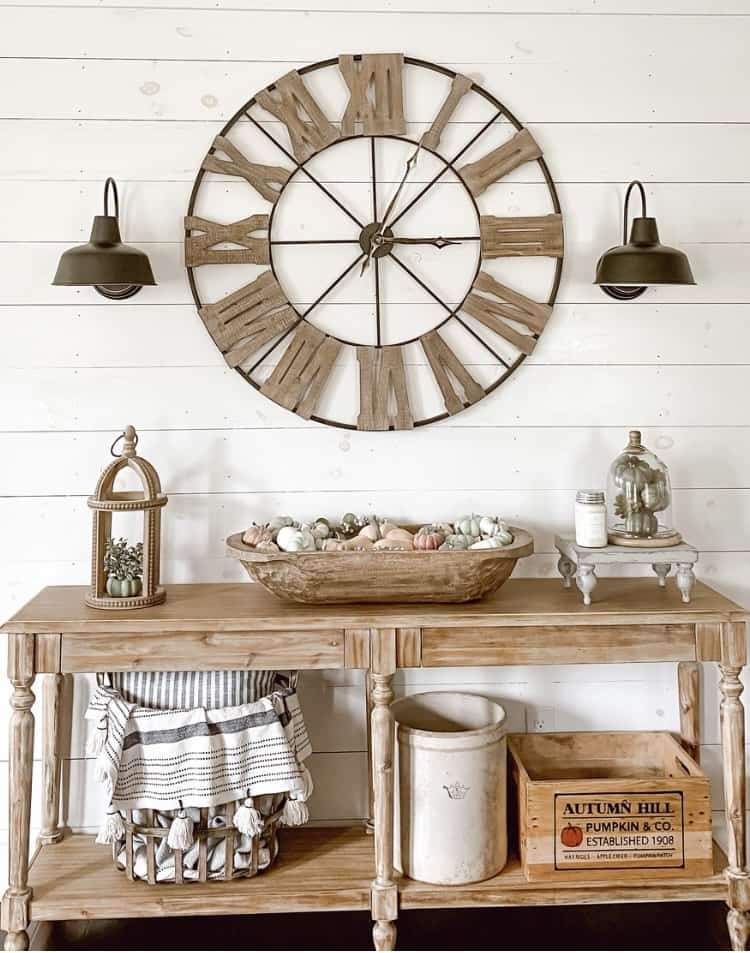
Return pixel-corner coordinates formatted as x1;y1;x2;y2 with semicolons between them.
2;578;749;951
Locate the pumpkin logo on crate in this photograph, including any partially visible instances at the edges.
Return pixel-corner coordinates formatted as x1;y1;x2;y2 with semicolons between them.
560;823;584;848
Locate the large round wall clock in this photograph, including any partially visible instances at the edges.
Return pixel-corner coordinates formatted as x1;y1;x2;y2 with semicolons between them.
185;54;563;430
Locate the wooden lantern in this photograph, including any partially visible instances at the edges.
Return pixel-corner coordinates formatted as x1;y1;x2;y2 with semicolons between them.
86;425;167;609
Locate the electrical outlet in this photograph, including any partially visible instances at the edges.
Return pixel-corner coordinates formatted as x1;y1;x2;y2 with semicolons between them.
526;707;555;733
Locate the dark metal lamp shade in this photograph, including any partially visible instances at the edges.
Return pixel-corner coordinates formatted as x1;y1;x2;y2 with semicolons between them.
594;181;695;301
52;179;156;300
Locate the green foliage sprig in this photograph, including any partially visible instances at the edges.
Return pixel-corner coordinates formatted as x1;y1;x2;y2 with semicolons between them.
104;538;143;581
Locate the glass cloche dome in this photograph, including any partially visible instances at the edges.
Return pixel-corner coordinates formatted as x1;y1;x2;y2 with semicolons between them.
607;430;681;546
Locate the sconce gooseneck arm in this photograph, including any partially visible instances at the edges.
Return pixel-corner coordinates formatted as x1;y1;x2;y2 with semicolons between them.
622;180;647;245
103;177;120;220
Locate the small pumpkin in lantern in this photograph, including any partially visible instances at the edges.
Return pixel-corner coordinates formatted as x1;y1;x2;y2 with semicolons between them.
560;824;584;848
414;526;445;551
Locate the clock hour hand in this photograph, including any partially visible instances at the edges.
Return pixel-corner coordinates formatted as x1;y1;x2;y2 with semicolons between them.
389;236;460;249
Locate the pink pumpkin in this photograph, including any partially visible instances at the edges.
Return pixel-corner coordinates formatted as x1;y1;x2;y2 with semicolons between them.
413;528;445;551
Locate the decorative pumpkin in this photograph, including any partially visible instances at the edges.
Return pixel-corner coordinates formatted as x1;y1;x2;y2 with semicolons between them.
379;521;400;538
358;520;382;542
321;539;345;552
310;518;331;540
455;514;482;537
339;512;362;539
443;533;475;550
276;526;316;553
255;540;280;553
342;536;374;551
469;537;507;550
560;824;584;848
106;576;142;598
414;527;445;551
385;527;413;543
478;517;514;545
242;523;272;547
624;510;658;536
268;515;295;540
432;521;454;538
373;538;412;551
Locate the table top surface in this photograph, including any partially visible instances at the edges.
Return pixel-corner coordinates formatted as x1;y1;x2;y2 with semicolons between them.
2;578;746;634
555;535;699;561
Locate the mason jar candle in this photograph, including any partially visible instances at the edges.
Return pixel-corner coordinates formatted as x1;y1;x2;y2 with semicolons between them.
575;490;607;547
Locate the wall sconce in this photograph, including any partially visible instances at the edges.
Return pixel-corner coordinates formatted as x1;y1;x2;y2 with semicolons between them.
52;178;156;300
594;180;695;300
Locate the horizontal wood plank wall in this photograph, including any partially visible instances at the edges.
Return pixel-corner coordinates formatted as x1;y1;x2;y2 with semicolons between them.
1;0;749;880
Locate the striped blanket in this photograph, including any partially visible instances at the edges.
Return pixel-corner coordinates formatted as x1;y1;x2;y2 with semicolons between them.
86;683;312;812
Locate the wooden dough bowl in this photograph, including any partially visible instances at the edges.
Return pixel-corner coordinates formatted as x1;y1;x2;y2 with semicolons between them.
226;528;534;604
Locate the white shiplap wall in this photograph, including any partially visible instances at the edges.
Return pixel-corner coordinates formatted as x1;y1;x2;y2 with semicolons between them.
2;0;750;869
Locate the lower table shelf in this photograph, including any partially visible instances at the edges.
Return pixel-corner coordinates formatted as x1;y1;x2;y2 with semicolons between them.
28;828;729;923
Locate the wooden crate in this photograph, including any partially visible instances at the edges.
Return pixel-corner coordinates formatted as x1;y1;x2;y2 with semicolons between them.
508;732;713;883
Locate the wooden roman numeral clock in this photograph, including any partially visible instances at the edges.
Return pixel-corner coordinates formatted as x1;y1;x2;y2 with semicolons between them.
185;55;563;430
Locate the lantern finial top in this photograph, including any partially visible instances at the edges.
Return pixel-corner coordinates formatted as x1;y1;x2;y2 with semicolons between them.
121;425;138;458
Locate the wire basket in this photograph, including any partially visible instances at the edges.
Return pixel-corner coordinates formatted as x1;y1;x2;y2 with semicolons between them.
111;799;284;884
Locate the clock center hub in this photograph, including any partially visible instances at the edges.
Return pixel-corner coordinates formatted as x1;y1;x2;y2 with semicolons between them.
359;222;394;259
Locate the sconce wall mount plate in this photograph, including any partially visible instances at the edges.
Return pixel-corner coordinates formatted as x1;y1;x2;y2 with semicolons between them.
595;180;695;300
52;178;156;300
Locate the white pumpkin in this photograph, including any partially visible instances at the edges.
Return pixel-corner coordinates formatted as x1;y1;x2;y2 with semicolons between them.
455;514;482;537
276;526;316;553
469;537;506;550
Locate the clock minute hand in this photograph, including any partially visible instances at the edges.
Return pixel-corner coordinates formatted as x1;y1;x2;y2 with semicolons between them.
380;144;422;232
361;144;422;277
390;236;460;249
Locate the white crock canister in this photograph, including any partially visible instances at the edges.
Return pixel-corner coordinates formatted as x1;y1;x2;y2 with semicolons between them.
391;691;508;886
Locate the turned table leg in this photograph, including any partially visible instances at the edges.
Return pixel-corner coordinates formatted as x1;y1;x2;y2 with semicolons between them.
720;622;750;951
653;562;672;588
365;673;375;835
369;629;398;951
1;634;36;951
39;674;64;846
557;555;576;589
676;562;696;603
575;563;597;606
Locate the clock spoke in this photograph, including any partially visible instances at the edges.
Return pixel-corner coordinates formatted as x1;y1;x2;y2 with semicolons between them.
247;114;365;230
270;238;360;246
388;251;511;368
370;137;382;347
386;110;502;231
300;251;366;320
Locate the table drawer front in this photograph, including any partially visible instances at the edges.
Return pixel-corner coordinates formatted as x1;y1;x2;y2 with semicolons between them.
422;624;696;667
61;629;345;672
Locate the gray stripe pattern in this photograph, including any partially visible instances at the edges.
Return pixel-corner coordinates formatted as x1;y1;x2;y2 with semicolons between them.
108;670;277;710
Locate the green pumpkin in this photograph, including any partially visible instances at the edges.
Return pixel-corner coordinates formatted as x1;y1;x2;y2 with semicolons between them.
106;576;143;598
441;533;475;550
